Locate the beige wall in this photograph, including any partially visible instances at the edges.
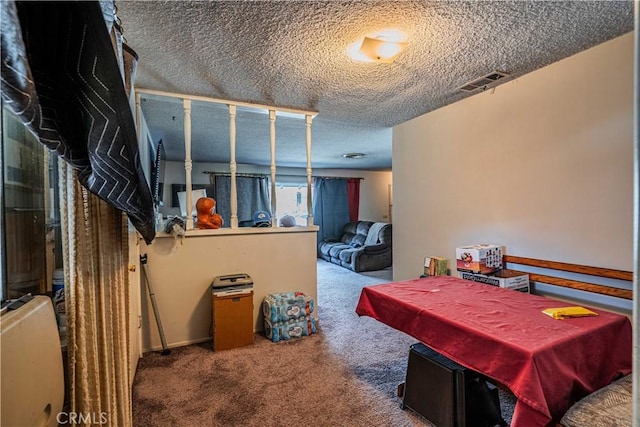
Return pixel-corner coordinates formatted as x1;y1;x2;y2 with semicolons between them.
139;229;318;352
393;33;634;303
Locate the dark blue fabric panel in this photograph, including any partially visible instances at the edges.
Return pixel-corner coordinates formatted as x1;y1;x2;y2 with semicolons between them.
312;178;349;244
214;175;271;227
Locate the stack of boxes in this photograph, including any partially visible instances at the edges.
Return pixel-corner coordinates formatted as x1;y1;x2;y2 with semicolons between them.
262;292;317;342
455;244;529;293
211;274;254;351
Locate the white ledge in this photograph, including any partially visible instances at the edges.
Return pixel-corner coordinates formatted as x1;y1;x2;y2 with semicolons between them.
153;225;319;238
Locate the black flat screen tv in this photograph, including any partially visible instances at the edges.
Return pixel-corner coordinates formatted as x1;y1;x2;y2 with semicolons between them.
151;139;166;206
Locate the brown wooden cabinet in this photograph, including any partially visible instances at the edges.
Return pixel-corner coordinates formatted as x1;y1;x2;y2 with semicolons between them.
211;291;254;351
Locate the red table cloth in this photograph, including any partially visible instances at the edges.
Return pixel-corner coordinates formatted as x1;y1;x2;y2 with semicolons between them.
355;276;632;426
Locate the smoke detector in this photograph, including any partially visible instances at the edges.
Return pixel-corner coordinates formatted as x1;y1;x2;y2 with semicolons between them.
458;71;510;92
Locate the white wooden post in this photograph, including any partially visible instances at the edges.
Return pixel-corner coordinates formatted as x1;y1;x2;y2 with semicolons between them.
269;110;277;226
229;105;238;228
183;99;193;230
305;114;314;226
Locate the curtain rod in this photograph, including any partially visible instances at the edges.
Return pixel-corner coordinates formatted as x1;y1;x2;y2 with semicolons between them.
204;171;268;179
313;176;364;180
203;171;363;180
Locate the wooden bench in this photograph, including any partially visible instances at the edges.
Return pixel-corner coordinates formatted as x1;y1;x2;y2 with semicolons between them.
504;255;632;299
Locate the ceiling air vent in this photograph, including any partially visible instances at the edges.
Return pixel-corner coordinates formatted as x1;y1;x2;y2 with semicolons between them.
458;71;510;93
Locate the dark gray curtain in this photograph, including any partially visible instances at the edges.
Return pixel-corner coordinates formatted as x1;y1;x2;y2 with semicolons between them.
0;1;155;243
214;176;271;227
312;178;349;244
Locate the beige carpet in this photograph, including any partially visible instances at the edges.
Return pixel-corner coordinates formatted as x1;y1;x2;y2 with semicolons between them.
132;260;514;426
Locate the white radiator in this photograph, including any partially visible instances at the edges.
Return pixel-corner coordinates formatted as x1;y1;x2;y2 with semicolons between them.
1;295;64;427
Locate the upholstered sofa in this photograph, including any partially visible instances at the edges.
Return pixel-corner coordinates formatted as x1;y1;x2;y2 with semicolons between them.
318;221;392;272
560;374;631;427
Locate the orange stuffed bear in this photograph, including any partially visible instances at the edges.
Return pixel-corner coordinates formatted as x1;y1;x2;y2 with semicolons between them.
195;197;223;229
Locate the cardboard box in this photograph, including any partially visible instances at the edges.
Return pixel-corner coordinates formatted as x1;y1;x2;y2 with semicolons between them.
455;244;503;274
458;269;529;293
424;257;449;276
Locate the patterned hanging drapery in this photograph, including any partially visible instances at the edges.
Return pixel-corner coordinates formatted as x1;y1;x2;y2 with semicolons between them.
0;0;155;243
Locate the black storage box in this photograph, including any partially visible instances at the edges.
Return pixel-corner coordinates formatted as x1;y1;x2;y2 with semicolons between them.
401;343;504;427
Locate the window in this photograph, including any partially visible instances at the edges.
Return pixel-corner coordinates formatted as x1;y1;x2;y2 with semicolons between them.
275;182;309;226
1;108;61;301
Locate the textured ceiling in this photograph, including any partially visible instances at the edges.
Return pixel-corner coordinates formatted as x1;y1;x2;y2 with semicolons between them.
117;1;634;170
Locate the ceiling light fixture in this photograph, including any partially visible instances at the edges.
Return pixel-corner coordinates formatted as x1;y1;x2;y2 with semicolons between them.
359;36;408;63
349;30;408;63
343;153;366;159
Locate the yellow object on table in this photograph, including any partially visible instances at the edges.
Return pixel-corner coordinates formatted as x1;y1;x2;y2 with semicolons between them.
542;306;598;319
